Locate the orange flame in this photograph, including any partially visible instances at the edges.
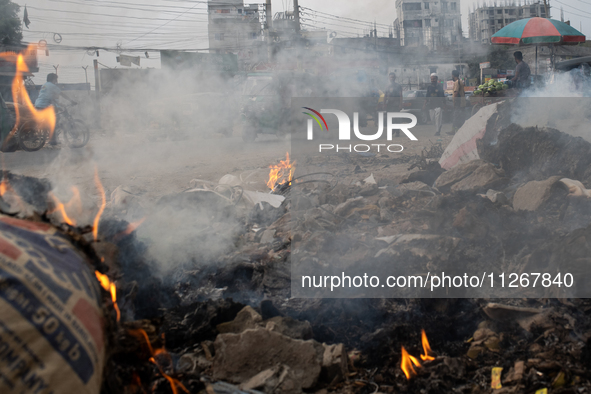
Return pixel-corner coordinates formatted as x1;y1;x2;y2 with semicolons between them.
0;178;8;196
0;46;56;141
48;187;81;226
401;346;421;379
0;158;6;196
0;173;26;211
267;152;295;190
92;167;106;241
420;329;435;361
129;329;189;394
95;271;120;322
112;217;146;243
50;195;76;225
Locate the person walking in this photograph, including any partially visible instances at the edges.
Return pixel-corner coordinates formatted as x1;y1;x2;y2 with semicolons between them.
384;72;403;137
449;70;465;135
424;73;445;136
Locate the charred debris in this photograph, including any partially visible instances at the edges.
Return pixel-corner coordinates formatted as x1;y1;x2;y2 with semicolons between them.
4;119;591;393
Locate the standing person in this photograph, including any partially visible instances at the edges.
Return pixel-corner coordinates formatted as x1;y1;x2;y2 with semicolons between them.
509;51;531;89
34;73;76;145
424;73;445;136
384;72;403;137
449;70;465;135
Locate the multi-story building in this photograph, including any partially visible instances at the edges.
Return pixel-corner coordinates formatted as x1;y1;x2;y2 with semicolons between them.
468;1;549;44
394;0;462;49
208;0;262;55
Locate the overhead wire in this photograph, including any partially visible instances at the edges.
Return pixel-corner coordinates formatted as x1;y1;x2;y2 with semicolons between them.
300;22;362;37
300;10;391;32
124;0;203;45
301;17;387;36
299;6;392;28
552;0;591;16
24;5;208;22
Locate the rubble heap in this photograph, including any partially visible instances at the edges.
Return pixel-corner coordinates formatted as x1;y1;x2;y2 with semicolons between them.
3;123;591;393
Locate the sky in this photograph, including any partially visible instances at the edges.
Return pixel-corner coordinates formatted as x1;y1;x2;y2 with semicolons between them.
12;0;591;84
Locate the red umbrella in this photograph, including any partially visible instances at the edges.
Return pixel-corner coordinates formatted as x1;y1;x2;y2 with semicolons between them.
491;17;585;45
491;17;586;74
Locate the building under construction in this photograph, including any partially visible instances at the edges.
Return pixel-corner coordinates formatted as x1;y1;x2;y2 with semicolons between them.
468;0;550;44
394;0;463;50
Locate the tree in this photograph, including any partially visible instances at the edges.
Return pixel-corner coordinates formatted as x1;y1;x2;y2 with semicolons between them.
489;46;515;70
0;0;22;46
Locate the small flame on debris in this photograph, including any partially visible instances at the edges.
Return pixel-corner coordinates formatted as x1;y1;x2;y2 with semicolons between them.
267;152;295;190
401;346;421;379
0;178;7;196
48;187;81;226
49;193;76;226
123;217;145;234
112;217;146;242
129;329;189;394
420;329;435;361
95;271;120;322
0;173;26;211
92;167;106;241
1;46;56;140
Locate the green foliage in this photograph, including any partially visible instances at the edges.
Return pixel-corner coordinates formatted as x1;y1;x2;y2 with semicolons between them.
0;0;22;45
488;46;515;70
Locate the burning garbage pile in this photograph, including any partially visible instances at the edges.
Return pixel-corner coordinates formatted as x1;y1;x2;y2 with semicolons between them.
5;112;591;393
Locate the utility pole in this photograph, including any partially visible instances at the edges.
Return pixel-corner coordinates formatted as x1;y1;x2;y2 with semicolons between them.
293;0;300;33
293;0;302;71
93;59;101;129
266;0;273;62
543;0;549;17
82;66;89;95
374;21;378;51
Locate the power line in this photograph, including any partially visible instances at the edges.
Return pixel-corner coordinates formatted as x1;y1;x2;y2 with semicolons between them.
29;15;208;29
25;5;208;22
124;1;203;45
552;0;591;16
300;23;358;38
560;8;591;21
46;0;210;13
300;10;390;32
299;6;392;28
301;17;389;36
301;21;366;36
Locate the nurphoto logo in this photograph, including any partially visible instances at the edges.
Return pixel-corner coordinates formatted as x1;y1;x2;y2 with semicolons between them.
303;107;418;153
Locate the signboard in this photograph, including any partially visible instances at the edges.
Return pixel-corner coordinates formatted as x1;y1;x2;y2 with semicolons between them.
506;70;515;76
480;62;491;69
0;45;39;76
160;50;238;75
